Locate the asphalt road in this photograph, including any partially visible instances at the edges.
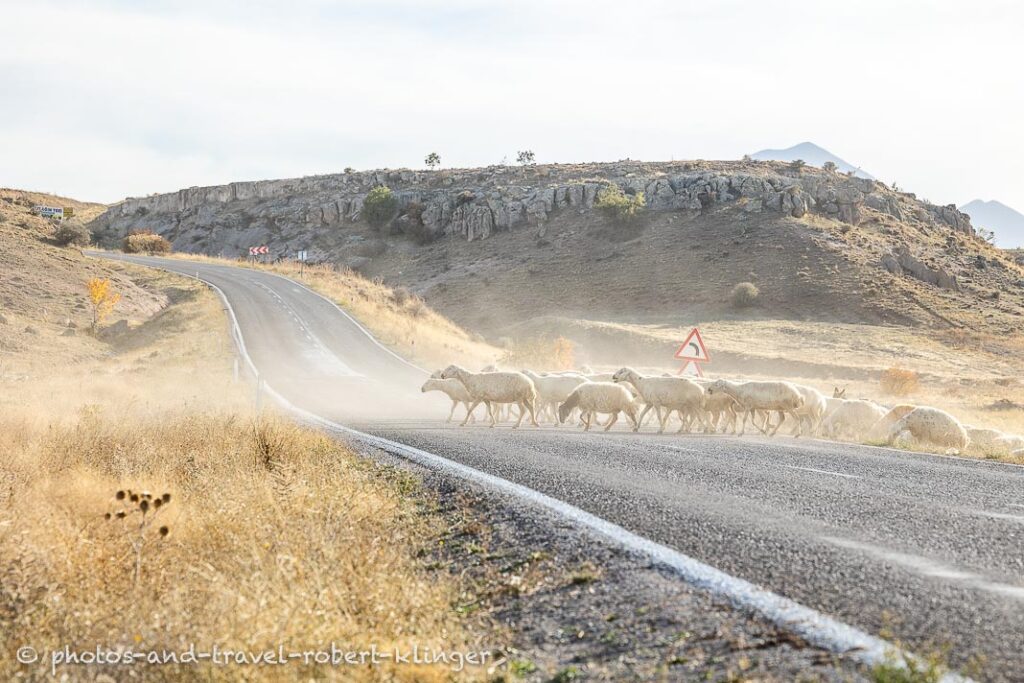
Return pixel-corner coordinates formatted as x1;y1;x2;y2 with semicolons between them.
101;254;1024;680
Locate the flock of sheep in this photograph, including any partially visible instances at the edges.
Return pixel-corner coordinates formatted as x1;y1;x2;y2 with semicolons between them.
421;364;1024;458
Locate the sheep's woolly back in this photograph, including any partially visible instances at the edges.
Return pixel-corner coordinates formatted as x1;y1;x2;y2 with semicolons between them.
440;364;536;403
822;399;887;438
888;407;969;451
522;370;587;402
558;382;637;423
791;384;827;418
706;379;803;411
612;368;704;409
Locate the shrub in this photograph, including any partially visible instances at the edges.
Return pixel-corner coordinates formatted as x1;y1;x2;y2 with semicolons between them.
730;282;759;308
52;219;91;247
363;186;398;229
595;185;645;226
823;161;837;173
516;150;536;165
501;336;575;371
789;159;806;172
880;368;919;396
424;152;441;170
123;231;171;254
391;286;412;306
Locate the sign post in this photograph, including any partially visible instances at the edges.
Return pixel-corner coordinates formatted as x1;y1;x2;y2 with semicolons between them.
674;328;711;377
296;249;308;277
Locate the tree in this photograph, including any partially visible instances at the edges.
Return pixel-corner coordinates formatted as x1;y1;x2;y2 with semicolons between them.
595;185;645;226
363;186;398;229
789;159;806;173
52;219;91;246
86;277;121;332
424;152;441;170
822;161;837;174
516;150;536;166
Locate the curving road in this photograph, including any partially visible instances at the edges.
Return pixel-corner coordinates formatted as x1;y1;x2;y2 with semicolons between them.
99;253;1024;680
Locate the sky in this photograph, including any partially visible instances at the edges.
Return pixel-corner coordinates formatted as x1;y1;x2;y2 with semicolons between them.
1;0;1021;211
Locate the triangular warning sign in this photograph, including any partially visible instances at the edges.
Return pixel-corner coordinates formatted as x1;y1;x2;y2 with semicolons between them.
677;360;704;377
674;328;711;363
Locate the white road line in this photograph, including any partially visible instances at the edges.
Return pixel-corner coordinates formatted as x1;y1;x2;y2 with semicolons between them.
663;445;704;454
94;254;971;682
974;510;1024;524
1010;504;1024;510
782;465;861;480
823;536;1024;602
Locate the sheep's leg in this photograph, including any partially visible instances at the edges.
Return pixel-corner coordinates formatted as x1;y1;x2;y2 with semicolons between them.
486;401;497;428
462;401;482;427
604;412;619;431
769;410;786;436
752;410;771;435
447;399;458;423
512;401;526;429
637;404;652;428
583;411;593;431
529;398;540;427
465;401;476;423
693;408;710;433
739;409;748;436
657;406;668;434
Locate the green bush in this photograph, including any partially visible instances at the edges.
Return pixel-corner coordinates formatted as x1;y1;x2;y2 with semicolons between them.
363;186;398;229
52;219;91;247
595;185;645;225
730;282;759;308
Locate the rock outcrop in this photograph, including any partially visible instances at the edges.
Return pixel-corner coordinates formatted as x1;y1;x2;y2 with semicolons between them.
90;160;974;261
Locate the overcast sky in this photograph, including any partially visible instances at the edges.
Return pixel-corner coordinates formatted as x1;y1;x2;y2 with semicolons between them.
1;0;1021;210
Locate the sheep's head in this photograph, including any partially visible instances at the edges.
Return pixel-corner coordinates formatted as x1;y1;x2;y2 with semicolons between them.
430;370;443;379
557;402;572;424
420;379;438;393
705;379;727;396
440;364;464;380
611;368;633;383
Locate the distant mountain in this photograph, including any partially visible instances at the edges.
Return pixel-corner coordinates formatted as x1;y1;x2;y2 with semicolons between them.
959;199;1024;248
749;142;874;179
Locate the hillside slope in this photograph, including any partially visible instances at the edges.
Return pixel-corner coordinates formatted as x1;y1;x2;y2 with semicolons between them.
0;189;173;371
88;160;1024;339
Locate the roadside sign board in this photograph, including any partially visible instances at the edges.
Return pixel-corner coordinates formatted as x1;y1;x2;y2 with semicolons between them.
248;245;269;256
296;250;308;261
678;360;704;377
675;328;710;376
33;206;64;220
675;328;711;362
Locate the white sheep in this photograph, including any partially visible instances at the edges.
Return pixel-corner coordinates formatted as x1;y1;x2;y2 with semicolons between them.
612;367;707;434
440;365;539;428
522;370;588;423
993;434;1024;454
789;384;828;436
820;399;888;441
886;407;969;453
557;382;639;431
704;379;804;436
964;427;1006;454
866;404;916;441
420;378;479;423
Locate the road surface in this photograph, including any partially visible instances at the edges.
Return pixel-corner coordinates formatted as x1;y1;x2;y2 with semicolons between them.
100;253;1024;680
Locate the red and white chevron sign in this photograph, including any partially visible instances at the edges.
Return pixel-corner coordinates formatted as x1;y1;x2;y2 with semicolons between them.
248;245;269;255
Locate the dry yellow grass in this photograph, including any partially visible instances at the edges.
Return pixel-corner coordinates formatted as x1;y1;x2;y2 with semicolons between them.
0;275;490;681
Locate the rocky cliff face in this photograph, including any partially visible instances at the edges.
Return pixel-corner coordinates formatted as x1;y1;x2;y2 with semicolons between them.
90;160;974;260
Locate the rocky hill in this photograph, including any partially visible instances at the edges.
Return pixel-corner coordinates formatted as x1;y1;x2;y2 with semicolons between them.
88;160;1024;338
